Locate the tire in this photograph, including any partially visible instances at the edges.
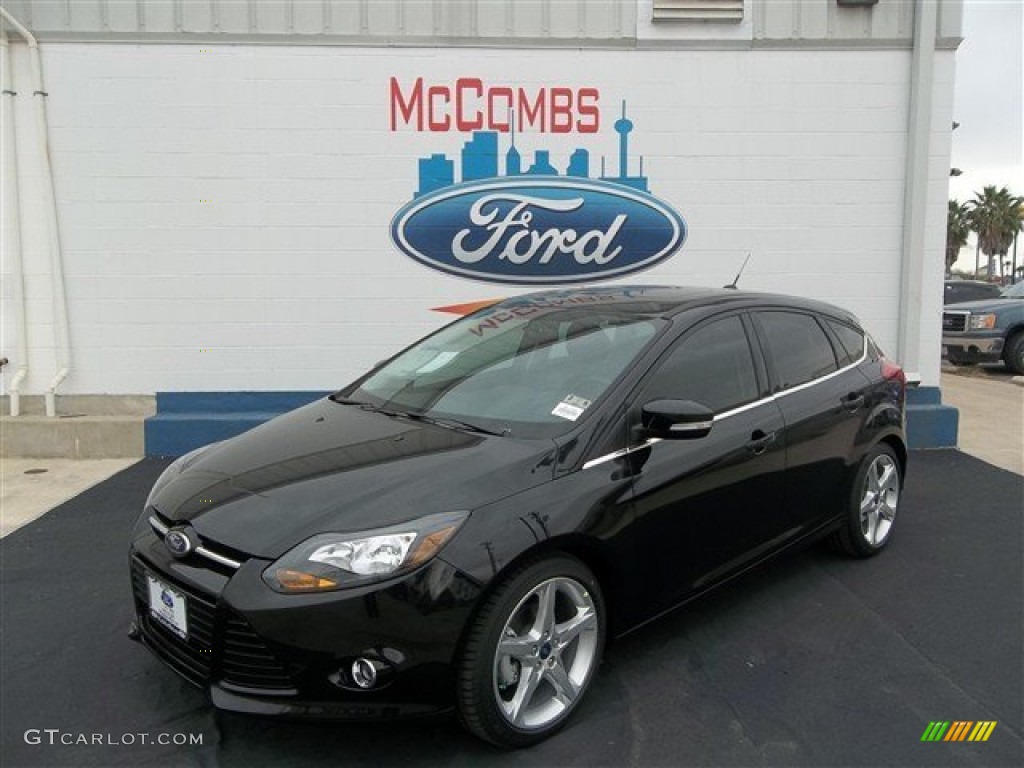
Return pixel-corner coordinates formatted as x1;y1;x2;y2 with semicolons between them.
946;351;976;367
456;554;606;748
830;444;902;558
1003;332;1024;375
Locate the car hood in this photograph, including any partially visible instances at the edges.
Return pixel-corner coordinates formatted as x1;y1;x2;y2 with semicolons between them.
149;398;557;559
945;297;1020;311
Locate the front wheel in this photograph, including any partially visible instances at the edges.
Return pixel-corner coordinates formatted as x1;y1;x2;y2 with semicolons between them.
456;555;605;748
1003;332;1024;375
946;351;976;367
831;445;902;557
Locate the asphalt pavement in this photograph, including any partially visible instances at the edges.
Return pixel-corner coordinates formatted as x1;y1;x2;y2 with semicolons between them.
1;452;1021;768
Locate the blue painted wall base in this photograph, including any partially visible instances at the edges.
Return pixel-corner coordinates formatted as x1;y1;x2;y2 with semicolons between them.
905;386;958;449
145;391;329;457
146;386;960;457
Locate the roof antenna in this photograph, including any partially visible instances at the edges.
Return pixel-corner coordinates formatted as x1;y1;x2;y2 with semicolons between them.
724;253;751;290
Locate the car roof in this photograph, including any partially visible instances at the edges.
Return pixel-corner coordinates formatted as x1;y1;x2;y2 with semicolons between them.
492;285;860;325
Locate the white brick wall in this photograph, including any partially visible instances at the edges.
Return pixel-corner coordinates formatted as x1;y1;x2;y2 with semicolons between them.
0;43;954;395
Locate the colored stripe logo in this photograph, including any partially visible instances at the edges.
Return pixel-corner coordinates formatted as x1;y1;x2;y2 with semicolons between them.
921;721;997;742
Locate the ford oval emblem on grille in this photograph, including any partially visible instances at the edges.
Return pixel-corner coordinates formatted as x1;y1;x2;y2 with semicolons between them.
165;528;193;558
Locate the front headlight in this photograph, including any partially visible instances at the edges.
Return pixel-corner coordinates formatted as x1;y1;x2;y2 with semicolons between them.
263;510;469;593
968;313;996;330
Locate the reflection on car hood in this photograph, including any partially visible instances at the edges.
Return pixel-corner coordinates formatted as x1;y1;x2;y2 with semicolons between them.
150;398;556;558
945;297;1020;311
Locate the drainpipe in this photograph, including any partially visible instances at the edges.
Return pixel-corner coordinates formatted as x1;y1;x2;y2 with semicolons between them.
897;0;938;386
1;23;28;415
0;5;69;416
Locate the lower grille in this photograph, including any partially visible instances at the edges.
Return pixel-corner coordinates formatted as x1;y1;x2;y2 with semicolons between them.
221;612;296;691
131;558;294;693
943;312;968;332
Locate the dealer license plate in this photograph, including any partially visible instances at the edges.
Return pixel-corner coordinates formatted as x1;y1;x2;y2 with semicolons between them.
147;574;188;640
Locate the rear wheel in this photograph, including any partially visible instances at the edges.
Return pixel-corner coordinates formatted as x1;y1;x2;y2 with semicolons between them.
1003;332;1024;375
456;555;605;748
946;350;976;367
831;445;902;557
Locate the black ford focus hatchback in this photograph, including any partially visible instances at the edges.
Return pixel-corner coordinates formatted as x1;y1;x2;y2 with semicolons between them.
130;286;907;747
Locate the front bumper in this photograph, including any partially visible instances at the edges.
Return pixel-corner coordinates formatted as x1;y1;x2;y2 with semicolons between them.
129;528;481;719
943;333;1004;363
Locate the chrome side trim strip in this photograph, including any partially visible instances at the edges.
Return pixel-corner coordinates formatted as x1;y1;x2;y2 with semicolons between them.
771;340;868;401
582;438;662;470
582;338;869;470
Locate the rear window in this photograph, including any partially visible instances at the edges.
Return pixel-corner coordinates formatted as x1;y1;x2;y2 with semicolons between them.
757;311;838;391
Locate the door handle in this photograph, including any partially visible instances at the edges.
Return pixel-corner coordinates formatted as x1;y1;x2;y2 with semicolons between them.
841;393;865;412
746;430;776;455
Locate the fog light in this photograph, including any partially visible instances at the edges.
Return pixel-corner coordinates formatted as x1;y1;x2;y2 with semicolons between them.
351;657;377;689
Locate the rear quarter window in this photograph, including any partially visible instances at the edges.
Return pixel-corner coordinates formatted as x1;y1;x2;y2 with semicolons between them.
826;320;866;367
757;311;838;391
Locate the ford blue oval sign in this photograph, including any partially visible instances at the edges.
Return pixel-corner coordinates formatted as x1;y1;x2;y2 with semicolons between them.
388;88;687;286
391;178;685;285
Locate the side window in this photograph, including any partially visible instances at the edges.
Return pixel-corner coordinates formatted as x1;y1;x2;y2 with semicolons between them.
757;311;838;391
825;320;865;367
642;316;759;414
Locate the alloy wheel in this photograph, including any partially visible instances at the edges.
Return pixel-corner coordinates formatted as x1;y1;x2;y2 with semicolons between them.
492;576;599;730
859;453;900;547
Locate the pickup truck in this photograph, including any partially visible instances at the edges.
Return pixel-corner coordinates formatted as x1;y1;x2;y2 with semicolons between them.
942;281;1024;374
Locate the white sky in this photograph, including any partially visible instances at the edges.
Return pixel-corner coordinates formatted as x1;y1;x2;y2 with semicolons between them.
949;0;1024;203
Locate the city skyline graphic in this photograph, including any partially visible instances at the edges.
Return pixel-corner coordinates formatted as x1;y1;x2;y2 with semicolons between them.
415;101;651;198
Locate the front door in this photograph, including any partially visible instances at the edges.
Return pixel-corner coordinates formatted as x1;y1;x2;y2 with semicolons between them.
625;313;788;611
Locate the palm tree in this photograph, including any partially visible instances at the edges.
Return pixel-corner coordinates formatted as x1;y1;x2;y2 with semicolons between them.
966;186;1024;280
945;199;970;277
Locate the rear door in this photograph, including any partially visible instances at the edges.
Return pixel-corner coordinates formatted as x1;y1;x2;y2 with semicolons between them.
751;310;871;537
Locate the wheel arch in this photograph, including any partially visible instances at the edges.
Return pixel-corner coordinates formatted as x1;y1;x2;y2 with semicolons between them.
453;533;623;664
1003;326;1024;370
879;433;908;484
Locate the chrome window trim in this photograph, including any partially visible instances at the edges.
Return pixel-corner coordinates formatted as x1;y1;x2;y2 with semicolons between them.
581;438;662;470
769;336;868;401
582;335;868;471
148;515;242;570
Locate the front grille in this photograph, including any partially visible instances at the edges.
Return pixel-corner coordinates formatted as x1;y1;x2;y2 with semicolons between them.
131;558;216;687
943;312;968;332
220;612;296;691
148;510;244;572
132;558;295;694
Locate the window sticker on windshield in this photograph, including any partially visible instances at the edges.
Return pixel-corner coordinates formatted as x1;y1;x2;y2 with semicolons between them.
551;394;593;421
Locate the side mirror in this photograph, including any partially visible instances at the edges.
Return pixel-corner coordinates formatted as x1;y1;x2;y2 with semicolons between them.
641;399;715;440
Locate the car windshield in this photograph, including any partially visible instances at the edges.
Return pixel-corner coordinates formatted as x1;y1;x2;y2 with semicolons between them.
1000;282;1024;299
344;301;665;438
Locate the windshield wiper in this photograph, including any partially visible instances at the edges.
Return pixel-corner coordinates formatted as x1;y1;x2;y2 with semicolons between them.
329;394;368;406
330;396;401;416
419;414;509;437
334;396;508;436
393;410;507;437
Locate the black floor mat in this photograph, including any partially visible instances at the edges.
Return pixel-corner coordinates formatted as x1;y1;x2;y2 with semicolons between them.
1;452;1021;767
